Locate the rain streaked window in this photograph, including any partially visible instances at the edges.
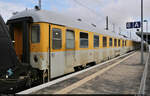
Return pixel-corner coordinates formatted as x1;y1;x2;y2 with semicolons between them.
80;32;88;48
52;28;62;49
94;35;99;48
31;25;40;43
66;30;75;49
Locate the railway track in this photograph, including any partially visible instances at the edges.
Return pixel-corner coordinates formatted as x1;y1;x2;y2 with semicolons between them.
17;51;136;94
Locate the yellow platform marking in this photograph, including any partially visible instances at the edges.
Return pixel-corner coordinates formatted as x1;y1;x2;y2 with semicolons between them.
55;52;137;94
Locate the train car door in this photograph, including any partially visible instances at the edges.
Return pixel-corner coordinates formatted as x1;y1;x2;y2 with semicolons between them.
65;29;75;73
50;25;65;78
8;20;30;64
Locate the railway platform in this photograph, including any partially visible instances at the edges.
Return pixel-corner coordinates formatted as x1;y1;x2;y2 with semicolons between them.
145;52;150;94
17;51;149;94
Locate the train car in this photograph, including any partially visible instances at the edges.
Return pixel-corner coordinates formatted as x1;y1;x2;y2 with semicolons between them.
6;8;139;85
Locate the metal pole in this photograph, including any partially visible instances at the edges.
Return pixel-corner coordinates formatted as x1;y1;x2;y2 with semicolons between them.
130;30;131;39
106;16;109;30
39;0;41;9
119;27;121;35
141;0;144;64
113;23;115;33
146;21;148;52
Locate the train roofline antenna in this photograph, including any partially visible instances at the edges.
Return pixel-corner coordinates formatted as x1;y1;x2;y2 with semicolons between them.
105;16;109;30
34;0;41;10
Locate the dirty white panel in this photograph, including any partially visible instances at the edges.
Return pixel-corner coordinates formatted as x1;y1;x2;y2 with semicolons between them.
30;46;132;79
65;50;75;74
30;52;49;70
74;50;94;66
51;51;65;78
94;49;100;63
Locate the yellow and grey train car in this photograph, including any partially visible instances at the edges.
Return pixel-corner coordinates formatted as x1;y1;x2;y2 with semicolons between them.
7;9;139;83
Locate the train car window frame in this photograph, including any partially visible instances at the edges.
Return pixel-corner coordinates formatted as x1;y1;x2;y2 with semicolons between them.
80;32;89;48
66;29;75;49
52;28;62;49
94;35;99;48
109;38;112;47
103;36;107;47
31;24;40;43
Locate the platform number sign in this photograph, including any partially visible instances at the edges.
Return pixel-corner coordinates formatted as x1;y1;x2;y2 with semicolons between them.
126;22;133;29
126;21;141;29
133;22;141;28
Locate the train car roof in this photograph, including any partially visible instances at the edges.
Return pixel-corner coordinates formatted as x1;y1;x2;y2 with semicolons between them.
9;9;129;39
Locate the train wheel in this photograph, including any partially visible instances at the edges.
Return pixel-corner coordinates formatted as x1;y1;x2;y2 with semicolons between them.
26;71;32;88
43;70;48;83
25;69;40;87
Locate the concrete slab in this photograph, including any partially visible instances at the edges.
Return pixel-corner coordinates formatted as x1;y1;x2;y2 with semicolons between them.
68;52;144;94
145;53;150;94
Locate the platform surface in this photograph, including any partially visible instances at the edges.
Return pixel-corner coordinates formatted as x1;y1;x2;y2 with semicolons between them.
31;51;148;94
145;52;150;94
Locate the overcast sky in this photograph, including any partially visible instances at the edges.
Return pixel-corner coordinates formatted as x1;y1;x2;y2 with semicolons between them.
0;0;150;41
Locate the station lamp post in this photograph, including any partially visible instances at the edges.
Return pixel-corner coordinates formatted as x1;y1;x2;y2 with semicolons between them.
141;0;144;65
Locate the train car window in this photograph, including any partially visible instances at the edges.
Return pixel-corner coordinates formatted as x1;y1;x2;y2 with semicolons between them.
94;35;99;48
122;40;124;47
66;30;75;49
52;28;62;49
31;25;40;43
103;36;107;47
118;39;120;47
109;38;112;47
80;32;88;48
114;39;117;47
125;40;126;46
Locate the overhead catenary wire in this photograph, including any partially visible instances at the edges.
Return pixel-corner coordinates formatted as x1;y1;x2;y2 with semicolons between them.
73;0;116;31
73;0;110;26
73;0;135;37
72;0;131;37
73;0;103;18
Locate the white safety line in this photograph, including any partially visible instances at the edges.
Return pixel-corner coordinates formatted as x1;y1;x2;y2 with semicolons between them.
139;52;149;94
17;51;135;94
